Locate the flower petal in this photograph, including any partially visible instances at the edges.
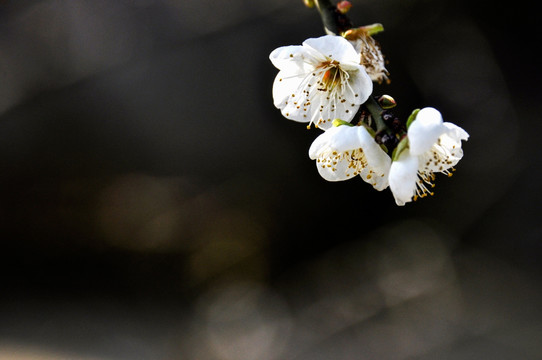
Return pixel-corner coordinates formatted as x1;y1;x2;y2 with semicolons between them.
308;125;359;159
303;35;359;66
439;134;464;168
417;121;469;173
443;122;469;142
336;69;372;117
316;156;357;182
269;45;313;71
357;126;391;190
408;107;447;156
389;150;419;206
272;70;311;121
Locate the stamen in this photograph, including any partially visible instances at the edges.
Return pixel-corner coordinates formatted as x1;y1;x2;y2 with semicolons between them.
414;171;437;200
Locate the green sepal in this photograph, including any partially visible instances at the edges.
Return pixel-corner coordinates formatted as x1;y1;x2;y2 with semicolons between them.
362;23;384;36
391;136;409;162
332;118;354;127
406;108;420;129
361;123;376;137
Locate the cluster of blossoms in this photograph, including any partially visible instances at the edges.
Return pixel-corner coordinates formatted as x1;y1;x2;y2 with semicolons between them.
269;0;468;206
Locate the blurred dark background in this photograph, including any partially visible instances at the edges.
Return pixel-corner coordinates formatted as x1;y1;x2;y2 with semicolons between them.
0;0;541;359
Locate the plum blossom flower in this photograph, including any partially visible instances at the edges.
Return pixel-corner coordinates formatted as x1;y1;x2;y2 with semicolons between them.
270;35;373;129
388;107;469;206
309;120;391;190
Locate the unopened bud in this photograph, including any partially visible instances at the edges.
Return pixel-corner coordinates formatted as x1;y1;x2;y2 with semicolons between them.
378;95;396;109
303;0;315;8
337;1;352;14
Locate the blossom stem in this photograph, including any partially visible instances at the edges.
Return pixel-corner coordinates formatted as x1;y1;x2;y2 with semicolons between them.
313;0;353;35
364;96;387;133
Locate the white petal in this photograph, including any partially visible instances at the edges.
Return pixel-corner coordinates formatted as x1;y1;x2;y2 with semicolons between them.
270;46;317;120
408;107;447;156
316;156;356;182
389;150;419;206
435;132;465;169
308;126;359;159
308;128;334;160
269;45;313;71
360;167;389;191
443;122;469;142
357;126;391;190
272;70;301;108
334;69;373;117
302;35;359;65
419;121;469;173
273;69;333;124
272;70;316;123
306;84;338;129
349;69;374;104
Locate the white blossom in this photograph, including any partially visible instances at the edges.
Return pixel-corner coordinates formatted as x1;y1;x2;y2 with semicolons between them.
388;107;469;205
309;122;391;190
270;35;373;129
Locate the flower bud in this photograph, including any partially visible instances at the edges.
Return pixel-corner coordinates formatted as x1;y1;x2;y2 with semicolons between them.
337;1;352;14
303;0;315;8
378;95;396;109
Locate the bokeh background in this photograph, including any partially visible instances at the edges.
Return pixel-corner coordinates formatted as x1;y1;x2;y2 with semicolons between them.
0;0;541;359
